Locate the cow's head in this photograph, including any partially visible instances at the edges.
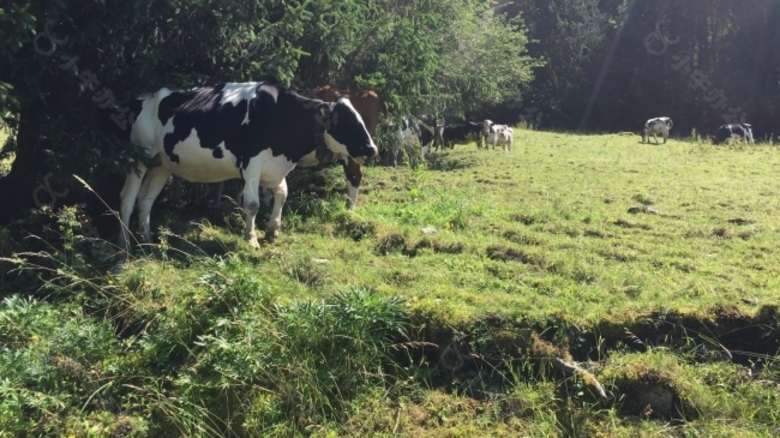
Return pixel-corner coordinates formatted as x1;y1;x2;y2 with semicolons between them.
483;119;495;134
708;135;721;145
320;98;378;163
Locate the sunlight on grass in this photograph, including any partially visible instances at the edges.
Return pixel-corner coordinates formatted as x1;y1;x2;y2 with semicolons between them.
175;129;780;329
114;128;780;331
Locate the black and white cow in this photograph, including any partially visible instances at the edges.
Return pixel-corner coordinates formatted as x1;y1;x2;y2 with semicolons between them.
117;82;377;249
642;117;673;144
482;120;513;151
415;114;445;152
711;123;755;145
442;121;484;149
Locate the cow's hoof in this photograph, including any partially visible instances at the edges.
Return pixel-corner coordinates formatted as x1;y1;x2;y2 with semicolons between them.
245;231;260;248
264;229;279;243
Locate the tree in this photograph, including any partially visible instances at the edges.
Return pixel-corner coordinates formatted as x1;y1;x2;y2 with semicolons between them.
0;0;540;225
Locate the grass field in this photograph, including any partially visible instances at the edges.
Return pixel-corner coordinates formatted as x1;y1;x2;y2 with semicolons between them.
155;130;780;327
1;130;779;436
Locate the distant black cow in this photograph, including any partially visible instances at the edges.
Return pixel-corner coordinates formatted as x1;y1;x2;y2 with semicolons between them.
415;114;445;152
117;82;377;249
711;123;755;145
442;121;484;149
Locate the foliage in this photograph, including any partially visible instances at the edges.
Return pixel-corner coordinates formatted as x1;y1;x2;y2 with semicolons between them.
0;0;540;222
0;295;148;437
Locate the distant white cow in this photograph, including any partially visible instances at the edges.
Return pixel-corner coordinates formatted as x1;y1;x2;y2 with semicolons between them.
482;120;513;151
642;117;673;144
396;117;424;167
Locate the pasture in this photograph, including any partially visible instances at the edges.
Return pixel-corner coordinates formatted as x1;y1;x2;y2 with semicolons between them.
174;130;780;326
2;130;779;436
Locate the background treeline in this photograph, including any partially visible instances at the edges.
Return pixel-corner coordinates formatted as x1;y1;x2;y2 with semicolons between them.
495;0;780;136
1;0;779;221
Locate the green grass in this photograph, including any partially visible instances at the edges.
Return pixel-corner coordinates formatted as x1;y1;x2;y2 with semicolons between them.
165;130;780;328
2;130;780;436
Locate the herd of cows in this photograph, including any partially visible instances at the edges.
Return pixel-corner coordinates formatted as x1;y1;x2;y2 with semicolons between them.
112;81;764;250
642;116;756;145
114;81;522;249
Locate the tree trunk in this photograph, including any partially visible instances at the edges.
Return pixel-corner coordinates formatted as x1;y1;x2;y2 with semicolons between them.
0;103;45;223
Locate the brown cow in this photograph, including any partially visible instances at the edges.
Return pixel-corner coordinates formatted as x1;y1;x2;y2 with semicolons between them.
311;86;390;209
313;86;390;136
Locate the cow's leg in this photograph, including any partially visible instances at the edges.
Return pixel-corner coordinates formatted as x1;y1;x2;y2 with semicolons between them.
663;130;668;144
209;181;226;208
265;178;288;242
343;158;362;210
136;165;172;243
118;164;148;249
241;174;262;248
405;143;418;168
